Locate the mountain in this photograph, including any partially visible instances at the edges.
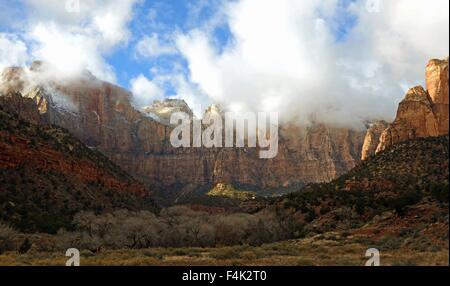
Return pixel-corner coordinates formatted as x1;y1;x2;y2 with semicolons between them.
268;58;449;249
366;58;449;155
0;62;365;204
0;93;157;233
270;135;449;249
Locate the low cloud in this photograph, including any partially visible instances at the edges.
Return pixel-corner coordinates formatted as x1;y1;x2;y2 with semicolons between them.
1;0;142;82
0;34;29;71
130;72;211;118
1;0;448;129
172;0;449;127
130;74;165;107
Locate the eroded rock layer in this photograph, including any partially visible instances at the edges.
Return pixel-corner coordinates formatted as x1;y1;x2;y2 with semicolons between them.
0;63;365;200
375;58;449;154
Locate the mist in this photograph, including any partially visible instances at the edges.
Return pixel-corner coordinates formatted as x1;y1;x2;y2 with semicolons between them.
0;0;449;129
172;0;449;128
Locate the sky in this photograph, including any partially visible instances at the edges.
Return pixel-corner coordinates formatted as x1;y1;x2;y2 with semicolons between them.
0;0;449;127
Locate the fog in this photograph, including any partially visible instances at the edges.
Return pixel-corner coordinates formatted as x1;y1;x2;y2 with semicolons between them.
173;0;449;128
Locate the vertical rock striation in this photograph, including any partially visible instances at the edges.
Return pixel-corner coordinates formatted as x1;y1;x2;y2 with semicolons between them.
361;120;388;160
0;62;365;201
375;58;449;154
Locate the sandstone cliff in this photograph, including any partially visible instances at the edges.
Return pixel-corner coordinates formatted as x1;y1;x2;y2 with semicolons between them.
361;120;388;160
0;62;365;202
143;99;193;125
373;58;449;154
427;58;449;135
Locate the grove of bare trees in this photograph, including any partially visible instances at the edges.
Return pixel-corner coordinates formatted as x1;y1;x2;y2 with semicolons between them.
55;207;302;251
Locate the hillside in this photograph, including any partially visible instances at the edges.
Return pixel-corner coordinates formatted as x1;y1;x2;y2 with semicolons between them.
270;136;449;250
0;97;157;233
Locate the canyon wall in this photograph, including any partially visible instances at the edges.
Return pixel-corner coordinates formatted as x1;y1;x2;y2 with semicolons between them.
0;63;365;199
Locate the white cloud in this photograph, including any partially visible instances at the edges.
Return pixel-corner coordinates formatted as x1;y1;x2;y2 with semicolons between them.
162;73;211;118
130;74;165;107
2;0;448;129
23;0;139;47
174;0;449;127
28;23;116;82
14;0;142;81
136;34;178;58
0;33;29;71
130;71;211;118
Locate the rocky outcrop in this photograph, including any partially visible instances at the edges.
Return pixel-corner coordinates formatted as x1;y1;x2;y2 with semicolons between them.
426;58;449;135
143;99;193;125
0;92;42;125
361;120;388;160
376;86;440;153
0;62;365;202
376;58;449;153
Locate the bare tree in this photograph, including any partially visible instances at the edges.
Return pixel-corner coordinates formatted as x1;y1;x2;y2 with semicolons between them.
0;222;18;254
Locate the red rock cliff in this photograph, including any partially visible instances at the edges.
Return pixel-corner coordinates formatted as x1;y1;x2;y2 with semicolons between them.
0;63;365;200
375;58;449;154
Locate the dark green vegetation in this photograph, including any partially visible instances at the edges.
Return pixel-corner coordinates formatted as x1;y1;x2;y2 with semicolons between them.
268;136;449;252
276;136;448;224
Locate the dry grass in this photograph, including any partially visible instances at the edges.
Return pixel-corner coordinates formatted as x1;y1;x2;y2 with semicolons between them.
1;237;448;266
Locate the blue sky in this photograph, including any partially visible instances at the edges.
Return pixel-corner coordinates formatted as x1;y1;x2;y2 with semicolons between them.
0;0;448;126
107;0;234;90
0;0;358;90
108;0;357;89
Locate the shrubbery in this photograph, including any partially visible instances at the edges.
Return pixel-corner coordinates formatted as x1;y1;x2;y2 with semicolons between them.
55;207;300;251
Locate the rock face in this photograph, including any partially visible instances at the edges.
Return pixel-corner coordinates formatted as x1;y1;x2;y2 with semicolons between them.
143;99;193;125
0;92;42;125
0;62;365;202
426;58;449;135
361;120;388;160
0;99;157;233
376;58;449;153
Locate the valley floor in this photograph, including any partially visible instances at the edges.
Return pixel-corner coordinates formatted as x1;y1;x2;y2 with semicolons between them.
1;236;448;266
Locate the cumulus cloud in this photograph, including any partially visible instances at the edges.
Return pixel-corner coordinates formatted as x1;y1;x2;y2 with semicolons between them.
28;23;116;82
0;33;29;71
173;0;449;127
136;34;178;58
130;74;165;107
4;0;142;81
2;0;448;128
